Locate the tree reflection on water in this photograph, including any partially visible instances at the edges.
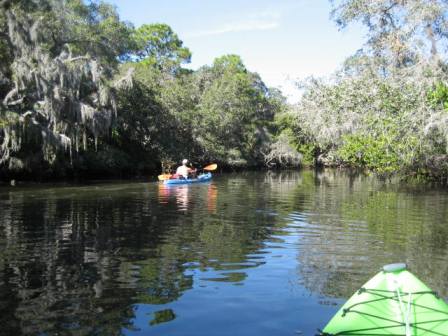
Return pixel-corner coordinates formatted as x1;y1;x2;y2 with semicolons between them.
1;171;448;335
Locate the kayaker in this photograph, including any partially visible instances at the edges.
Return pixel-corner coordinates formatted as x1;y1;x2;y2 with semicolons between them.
175;159;196;179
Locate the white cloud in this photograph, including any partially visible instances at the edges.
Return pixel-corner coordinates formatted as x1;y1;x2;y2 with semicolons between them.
185;11;281;38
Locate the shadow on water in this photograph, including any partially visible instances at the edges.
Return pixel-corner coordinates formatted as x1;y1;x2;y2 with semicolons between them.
0;170;448;335
291;170;448;300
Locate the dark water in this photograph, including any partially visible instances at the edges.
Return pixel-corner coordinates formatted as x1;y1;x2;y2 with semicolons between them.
1;170;448;335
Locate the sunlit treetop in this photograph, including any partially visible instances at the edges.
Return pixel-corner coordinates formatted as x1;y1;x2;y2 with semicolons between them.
132;23;191;72
330;0;448;67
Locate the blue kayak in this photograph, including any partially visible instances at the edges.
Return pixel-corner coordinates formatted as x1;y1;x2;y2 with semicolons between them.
163;173;212;185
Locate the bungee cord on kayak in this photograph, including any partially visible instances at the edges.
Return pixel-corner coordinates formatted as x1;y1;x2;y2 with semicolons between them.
319;264;448;336
394;284;411;336
320;290;448;335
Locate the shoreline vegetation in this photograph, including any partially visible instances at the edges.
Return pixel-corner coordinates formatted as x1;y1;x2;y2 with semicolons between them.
2;1;448;183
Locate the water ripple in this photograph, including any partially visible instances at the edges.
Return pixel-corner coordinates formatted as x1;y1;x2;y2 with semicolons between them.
1;171;448;335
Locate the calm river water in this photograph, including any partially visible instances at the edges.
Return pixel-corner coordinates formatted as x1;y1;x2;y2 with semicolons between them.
1;170;448;335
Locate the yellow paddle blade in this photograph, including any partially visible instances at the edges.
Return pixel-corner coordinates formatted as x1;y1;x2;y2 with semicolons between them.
203;163;217;171
158;174;172;181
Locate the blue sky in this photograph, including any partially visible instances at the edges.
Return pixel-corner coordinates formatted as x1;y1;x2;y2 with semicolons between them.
108;0;366;102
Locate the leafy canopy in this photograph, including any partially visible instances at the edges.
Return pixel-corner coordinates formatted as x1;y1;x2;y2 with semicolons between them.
133;23;191;72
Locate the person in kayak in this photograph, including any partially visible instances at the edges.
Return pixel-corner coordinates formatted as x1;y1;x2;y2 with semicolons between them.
174;159;196;179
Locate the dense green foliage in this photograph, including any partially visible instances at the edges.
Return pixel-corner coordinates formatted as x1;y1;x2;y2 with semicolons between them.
284;0;448;180
0;0;136;178
3;0;448;180
0;0;292;180
133;23;191;71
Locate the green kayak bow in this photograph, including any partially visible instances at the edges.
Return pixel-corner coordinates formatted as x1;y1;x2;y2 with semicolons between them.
319;263;448;336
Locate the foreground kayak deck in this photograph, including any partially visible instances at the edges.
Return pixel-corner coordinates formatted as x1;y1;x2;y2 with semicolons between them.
319;263;448;335
163;172;212;185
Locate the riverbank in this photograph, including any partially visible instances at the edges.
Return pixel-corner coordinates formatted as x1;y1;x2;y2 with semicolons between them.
3;165;448;189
